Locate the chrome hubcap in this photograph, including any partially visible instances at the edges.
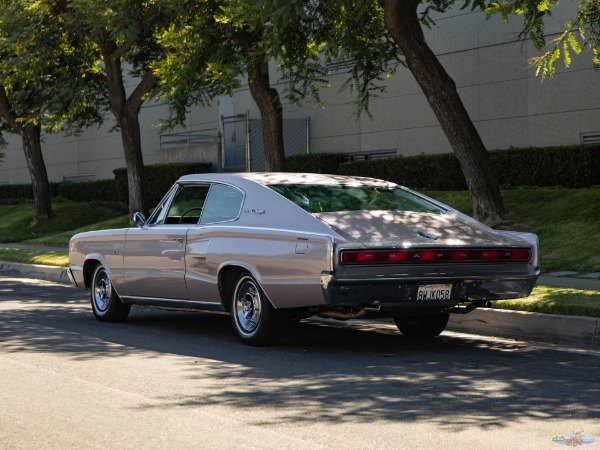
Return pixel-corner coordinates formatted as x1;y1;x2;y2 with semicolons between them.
235;279;261;334
93;270;111;313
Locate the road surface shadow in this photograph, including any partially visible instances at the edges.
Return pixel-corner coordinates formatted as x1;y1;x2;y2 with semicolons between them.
1;278;599;431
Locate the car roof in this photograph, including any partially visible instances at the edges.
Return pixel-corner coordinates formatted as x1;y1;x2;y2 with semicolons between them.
177;172;397;188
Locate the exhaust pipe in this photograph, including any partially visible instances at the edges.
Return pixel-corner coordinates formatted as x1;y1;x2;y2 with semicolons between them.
318;307;367;320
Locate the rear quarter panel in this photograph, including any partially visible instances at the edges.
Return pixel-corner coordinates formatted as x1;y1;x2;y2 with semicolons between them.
185;226;334;308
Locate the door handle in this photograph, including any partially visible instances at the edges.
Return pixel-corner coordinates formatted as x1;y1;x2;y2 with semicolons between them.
172;237;184;243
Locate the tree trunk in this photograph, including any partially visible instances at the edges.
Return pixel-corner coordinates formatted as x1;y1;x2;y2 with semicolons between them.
120;109;148;218
102;44;151;218
382;0;507;225
22;124;52;226
247;59;286;171
0;87;52;226
236;31;285;171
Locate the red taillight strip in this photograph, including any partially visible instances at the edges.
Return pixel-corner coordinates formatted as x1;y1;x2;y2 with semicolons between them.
341;248;531;264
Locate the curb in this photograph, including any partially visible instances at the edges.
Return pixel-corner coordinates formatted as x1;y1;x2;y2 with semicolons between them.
1;260;599;348
447;309;599;347
0;261;69;284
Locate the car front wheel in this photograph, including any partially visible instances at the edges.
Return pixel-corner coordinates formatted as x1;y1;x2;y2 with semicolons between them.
91;264;131;322
393;313;449;338
230;272;283;346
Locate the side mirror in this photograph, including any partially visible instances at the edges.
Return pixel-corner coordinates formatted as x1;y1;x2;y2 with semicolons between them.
133;212;147;227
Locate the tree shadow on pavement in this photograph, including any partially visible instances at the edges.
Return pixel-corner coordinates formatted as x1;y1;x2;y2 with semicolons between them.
1;278;599;433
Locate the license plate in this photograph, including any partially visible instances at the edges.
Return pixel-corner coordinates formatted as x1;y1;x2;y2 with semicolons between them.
416;283;453;301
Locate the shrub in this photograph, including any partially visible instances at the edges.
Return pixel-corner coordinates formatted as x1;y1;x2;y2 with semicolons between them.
0;182;60;202
332;145;600;190
339;153;467;189
114;162;213;206
492;145;600;188
58;180;117;202
284;153;348;174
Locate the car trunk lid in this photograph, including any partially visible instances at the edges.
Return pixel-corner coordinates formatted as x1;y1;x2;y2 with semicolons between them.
313;210;517;248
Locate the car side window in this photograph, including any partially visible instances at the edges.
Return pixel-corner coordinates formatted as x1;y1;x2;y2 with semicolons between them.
200;184;244;224
154;185;210;225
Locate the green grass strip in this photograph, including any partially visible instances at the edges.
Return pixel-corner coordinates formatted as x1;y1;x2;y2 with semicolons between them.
0;247;69;267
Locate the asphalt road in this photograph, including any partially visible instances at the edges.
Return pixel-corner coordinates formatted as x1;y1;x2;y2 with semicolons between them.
1;276;599;450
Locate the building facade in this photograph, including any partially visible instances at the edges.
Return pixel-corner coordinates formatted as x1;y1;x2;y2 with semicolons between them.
1;3;599;185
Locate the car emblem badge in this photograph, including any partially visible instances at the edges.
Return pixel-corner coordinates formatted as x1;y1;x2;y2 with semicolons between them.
418;231;439;240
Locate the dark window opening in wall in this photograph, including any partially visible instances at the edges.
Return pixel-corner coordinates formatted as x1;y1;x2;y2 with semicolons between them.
344;150;397;161
581;133;600;145
63;174;96;183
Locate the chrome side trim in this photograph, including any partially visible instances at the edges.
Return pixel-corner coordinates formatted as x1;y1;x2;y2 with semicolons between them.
66;268;78;288
121;296;225;312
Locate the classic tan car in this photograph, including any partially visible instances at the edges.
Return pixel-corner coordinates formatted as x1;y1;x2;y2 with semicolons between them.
68;173;539;345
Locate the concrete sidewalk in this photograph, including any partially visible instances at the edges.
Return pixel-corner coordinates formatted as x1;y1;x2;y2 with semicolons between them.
1;244;599;348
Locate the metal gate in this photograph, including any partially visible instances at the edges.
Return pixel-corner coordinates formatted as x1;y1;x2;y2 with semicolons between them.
221;114;309;172
221;114;249;172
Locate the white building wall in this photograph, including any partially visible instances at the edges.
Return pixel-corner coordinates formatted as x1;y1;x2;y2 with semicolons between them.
1;2;599;185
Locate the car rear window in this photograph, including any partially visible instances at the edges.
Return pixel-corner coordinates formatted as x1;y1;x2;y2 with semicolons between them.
268;184;445;214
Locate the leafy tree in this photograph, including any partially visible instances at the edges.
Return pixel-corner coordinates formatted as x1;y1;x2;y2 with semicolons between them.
381;0;507;225
265;0;510;225
154;0;289;171
56;0;176;217
0;0;102;225
475;0;600;78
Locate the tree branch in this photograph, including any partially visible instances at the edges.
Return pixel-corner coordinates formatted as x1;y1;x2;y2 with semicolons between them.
127;68;157;113
111;34;138;62
0;85;21;131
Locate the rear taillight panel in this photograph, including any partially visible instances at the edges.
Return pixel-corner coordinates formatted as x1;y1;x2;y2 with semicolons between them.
340;248;531;264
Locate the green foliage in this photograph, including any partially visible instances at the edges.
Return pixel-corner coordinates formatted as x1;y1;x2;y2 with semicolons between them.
113;162;213;207
294;145;600;190
469;0;600;78
0;247;69;266
284;153;348;174
0;0;105;134
0;163;213;206
492;145;600;187
152;0;249;128
340;153;466;190
0;183;60;203
267;0;401;117
0;200;125;243
58;180;118;203
493;286;600;317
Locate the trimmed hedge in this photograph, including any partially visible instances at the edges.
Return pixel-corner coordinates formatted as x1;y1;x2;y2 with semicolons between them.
58;180;117;203
0;162;213;205
1;146;598;204
492;145;600;188
337;145;600;190
283;153;347;174
113;162;213;206
0;182;60;204
340;153;466;190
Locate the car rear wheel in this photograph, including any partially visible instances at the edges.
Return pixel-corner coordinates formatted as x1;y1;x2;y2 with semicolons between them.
393;313;449;338
91;264;131;322
230;272;283;346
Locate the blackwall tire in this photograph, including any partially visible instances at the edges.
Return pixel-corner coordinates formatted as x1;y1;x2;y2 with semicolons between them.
91;265;131;322
393;313;449;338
230;272;283;346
